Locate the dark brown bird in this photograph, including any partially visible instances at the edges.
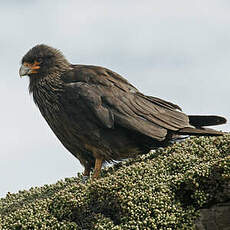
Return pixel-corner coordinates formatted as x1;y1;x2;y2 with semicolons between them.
19;44;227;179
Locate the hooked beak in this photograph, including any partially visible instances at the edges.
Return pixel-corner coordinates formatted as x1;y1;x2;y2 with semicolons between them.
19;62;40;77
19;64;31;77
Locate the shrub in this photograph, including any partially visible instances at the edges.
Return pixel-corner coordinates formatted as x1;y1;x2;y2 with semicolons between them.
1;135;230;229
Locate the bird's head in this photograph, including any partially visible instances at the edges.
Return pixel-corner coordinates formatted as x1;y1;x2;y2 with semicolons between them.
19;44;71;78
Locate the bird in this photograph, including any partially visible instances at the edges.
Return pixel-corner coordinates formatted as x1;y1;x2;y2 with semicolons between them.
19;44;227;179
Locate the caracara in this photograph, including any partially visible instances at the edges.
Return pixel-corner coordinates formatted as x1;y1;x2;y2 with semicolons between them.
19;44;227;179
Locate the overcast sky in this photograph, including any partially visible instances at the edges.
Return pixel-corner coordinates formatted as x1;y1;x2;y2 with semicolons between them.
0;0;229;197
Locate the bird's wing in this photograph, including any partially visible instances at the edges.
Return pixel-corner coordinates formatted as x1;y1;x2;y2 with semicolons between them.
65;82;115;129
62;65;191;141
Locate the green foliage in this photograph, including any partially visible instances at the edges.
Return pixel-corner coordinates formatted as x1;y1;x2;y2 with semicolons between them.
1;135;230;229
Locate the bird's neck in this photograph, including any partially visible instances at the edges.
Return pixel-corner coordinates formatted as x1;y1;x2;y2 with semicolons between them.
29;73;64;107
28;63;72;93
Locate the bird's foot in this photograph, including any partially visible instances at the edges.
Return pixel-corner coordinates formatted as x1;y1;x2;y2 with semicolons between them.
81;175;89;184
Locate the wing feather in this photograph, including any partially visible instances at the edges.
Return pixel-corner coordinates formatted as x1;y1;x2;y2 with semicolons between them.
62;65;191;141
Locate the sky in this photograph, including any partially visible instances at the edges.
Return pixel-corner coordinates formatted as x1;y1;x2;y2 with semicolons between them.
0;0;230;197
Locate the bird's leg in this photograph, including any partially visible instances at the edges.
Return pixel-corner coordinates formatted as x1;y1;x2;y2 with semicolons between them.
92;158;103;179
81;165;91;183
83;167;90;177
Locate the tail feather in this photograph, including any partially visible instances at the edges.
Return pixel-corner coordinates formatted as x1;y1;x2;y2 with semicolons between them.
189;115;227;128
178;127;224;136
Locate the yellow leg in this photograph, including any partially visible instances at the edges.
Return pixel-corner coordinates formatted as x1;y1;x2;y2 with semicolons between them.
92;158;103;179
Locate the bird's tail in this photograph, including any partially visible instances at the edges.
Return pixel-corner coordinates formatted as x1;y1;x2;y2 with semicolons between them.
188;115;226;127
178;115;227;136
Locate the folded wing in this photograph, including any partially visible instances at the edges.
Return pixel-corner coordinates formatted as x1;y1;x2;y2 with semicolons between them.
63;65;192;141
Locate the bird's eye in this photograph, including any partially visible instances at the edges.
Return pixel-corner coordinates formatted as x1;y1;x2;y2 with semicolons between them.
37;58;43;63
